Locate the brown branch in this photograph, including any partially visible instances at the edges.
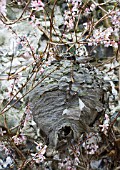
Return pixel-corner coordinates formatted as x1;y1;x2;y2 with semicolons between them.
0;0;31;25
0;66;59;115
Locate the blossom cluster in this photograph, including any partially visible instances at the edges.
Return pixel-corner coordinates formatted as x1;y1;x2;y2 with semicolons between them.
88;27;118;48
0;142;11;155
12;134;27;145
58;142;82;170
31;0;44;11
31;142;47;163
82;132;100;155
12;104;32;146
83;3;96;16
58;156;79;170
23;103;33;126
109;9;120;28
109;9;120;38
29;14;41;28
0;142;14;169
99;114;110;135
64;0;82;30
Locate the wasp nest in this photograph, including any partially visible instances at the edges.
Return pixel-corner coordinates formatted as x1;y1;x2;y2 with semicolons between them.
28;60;109;149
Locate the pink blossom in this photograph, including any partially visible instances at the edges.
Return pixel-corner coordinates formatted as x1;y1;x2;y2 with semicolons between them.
99;124;109;134
31;0;44;11
0;142;11;156
23;104;33;126
83;142;99;155
64;0;82;30
99;114;110;135
90;4;96;11
39;67;44;74
31;144;47;163
104;40;111;47
105;113;109;121
29;15;36;25
0;128;6;136
58;156;77;170
0;0;7;16
109;9;120;27
74;157;80;165
84;8;90;15
113;42;118;48
12;134;26;145
87;26;117;48
88;41;93;46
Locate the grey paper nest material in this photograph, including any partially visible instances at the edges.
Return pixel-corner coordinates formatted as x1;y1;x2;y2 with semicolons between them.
28;60;109;149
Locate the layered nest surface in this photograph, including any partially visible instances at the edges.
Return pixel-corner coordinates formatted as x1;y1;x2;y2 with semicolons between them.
28;60;109;149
